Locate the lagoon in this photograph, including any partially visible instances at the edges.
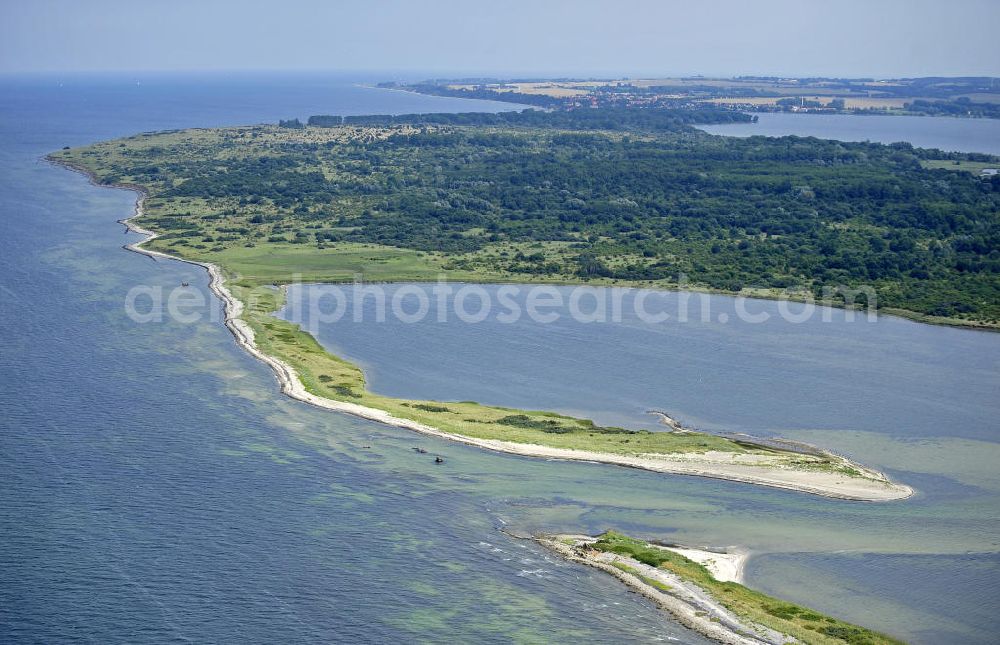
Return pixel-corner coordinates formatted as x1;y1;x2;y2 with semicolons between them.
699;112;1000;155
281;283;1000;442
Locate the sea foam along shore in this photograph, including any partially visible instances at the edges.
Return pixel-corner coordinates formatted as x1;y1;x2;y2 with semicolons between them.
54;159;913;502
537;534;783;645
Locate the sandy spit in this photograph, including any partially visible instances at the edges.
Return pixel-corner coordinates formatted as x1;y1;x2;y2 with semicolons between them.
538;535;784;645
53;160;913;502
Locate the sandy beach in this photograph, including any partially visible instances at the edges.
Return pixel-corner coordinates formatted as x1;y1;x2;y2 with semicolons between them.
54;160;914;502
659;545;747;584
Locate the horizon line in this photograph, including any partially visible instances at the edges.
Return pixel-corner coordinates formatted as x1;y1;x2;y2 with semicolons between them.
2;68;999;81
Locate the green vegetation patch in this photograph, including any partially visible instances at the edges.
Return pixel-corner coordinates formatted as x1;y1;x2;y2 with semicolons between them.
406;403;452;413
920;159;998;174
496;414;633;435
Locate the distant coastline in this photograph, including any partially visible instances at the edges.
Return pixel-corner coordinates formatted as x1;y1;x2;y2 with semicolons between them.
393;75;1000;120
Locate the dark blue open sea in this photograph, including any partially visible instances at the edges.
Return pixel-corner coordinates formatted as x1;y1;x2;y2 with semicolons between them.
2;72;998;643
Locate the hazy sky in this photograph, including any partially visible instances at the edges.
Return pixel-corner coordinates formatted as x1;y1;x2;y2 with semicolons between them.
2;0;999;77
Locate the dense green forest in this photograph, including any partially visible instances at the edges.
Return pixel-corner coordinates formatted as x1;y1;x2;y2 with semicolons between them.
306;107;754;129
54;108;1000;323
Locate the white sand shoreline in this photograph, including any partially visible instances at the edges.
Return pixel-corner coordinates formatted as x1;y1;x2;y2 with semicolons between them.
52;158;914;502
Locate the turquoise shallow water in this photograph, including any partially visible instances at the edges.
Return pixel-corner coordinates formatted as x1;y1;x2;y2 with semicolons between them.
2;73;999;643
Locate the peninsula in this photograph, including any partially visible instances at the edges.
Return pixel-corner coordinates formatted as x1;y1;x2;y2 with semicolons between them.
49;106;986;500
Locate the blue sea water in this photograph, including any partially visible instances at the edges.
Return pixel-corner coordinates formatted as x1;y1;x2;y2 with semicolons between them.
1;72;999;644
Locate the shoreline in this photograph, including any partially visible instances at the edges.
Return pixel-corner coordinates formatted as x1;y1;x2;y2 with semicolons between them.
49;157;913;501
276;274;1000;333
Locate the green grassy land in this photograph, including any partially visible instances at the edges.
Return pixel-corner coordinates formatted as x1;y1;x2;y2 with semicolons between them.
590;531;905;645
192;242;460;286
920;159;998;174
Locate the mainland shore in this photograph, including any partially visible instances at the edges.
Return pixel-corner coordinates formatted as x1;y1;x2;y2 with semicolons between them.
51;158;913;502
